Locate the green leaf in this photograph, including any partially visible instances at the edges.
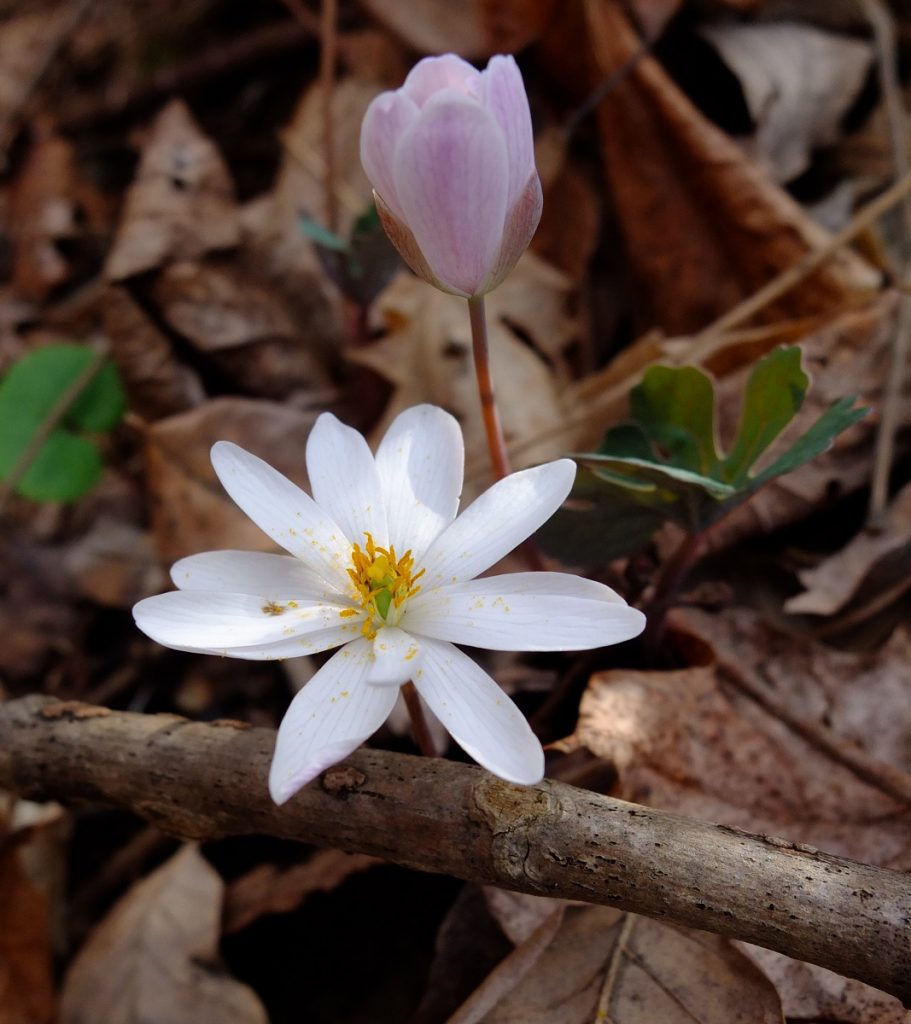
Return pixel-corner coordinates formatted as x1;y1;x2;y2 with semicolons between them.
748;396;868;489
598;423;655;461
16;431;103;502
0;343;125;502
722;345;807;485
630;365;719;475
577;455;735;532
299;215;348;252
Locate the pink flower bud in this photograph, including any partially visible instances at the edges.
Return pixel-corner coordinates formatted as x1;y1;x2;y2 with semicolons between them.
360;54;542;298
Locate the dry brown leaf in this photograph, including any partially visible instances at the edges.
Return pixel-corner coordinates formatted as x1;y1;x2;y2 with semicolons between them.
102;285;205;420
678;607;911;783
223;850;380;935
533;126;602;281
105;100;240;282
0;805;67;1024
699;21;872;183
448;906;565;1024
465;907;783;1024
151;260;332;401
143;397;318;562
583;0;878;334
7;134;109;302
563;605;911;868
356;254;575;492
739;945;911;1024
62;517;166;608
60;844;266;1024
359;0;556;58
786;480;911;617
483;888;567;945
0;7;71;123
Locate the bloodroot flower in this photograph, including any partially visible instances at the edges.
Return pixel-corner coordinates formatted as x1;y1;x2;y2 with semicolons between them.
133;406;644;804
360;53;542;298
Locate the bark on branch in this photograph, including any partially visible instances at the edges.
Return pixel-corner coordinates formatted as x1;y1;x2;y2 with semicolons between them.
1;696;909;1003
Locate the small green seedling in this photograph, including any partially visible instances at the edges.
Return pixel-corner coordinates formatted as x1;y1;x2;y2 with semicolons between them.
0;343;125;502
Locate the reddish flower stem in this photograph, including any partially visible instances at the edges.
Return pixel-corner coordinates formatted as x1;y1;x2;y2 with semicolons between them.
402;681;437;758
467;295;511;480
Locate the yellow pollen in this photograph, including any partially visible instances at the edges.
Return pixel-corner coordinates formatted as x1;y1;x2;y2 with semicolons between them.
347;531;425;638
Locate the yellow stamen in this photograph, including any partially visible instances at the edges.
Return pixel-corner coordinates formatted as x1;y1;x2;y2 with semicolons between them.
347;531;425;637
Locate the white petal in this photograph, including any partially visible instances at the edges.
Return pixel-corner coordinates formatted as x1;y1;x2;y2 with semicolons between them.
133;591;359;652
404;572;645;651
374;405;463;562
369;626;420;685
419;459;576;587
305;413;388;547
412;638;543;785
401;54;480;107
170;550;333;600
211;442;353;591
269;638;399;804
479;55;535;209
394;91;509;296
359;89;419;220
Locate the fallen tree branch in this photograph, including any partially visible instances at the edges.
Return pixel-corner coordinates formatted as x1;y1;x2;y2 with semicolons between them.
1;696;909;1003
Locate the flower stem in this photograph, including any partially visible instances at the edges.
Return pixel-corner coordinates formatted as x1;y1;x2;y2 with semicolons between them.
467;295;510;480
402;681;437;758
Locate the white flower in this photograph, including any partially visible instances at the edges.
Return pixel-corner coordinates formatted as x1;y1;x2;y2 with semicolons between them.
133;405;645;804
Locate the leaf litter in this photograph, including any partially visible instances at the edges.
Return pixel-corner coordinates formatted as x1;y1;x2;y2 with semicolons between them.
1;1;911;1021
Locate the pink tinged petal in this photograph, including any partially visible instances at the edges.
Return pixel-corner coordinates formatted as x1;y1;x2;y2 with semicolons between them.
211;442;352;592
133;590;356;648
401;53;480;107
479;55;536;209
170;550;334;601
419;459;576;587
412;638;544;785
394;92;509;297
368;626;420;685
373;191;448;291
480;172;543;294
404;572;646;651
359;90;419;221
306;413;388;548
375;404;464;562
269;638;399;804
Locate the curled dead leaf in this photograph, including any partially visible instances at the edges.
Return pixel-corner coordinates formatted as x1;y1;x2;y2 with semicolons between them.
105;100;240;282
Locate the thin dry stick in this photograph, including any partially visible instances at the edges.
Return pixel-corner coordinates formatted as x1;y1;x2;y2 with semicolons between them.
499;171;911;476
468;296;511;480
0;0;93;167
594;912;635;1023
1;696;909;1002
0;345;109;515
319;0;339;233
862;0;911;524
712;653;911;808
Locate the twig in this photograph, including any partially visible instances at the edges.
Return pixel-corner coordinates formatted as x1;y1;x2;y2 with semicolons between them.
594;912;634;1024
0;345;109;515
713;652;911;808
861;0;911;525
60;18;318;130
1;696;909;1002
493;174;911;480
320;0;339;233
